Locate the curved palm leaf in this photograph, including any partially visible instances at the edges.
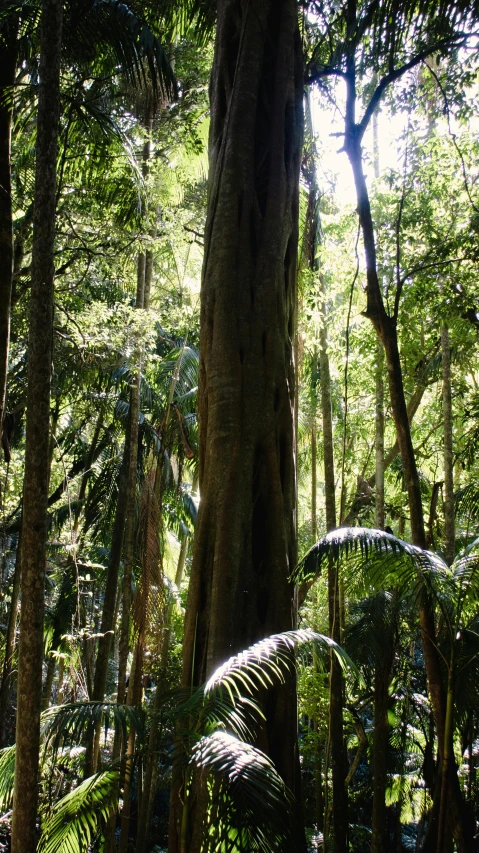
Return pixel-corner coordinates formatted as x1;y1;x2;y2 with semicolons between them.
37;770;119;853
204;628;356;703
451;548;479;611
41;701;142;761
0;745;15;810
293;527;448;599
455;483;479;522
190;731;292;853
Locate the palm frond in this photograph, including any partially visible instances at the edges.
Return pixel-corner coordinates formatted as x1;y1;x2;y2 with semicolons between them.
41;701;142;761
161;0;216;46
293;527;448;598
455;483;479;521
190;731;292;853
204;628;356;704
450;549;479;611
37;770;119;853
0;745;15;811
68;0;177;99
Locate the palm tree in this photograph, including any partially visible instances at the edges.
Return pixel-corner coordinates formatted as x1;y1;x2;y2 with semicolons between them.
293;526;479;852
0;627;353;853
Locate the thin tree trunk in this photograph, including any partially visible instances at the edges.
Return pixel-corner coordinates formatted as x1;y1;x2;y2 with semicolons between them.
84;440;130;775
375;340;385;529
72;405;105;537
0;528;21;746
314;719;323;833
371;617;395;853
86;268;145;780
0;25;17;432
11;1;62;849
319;271;348;852
441;325;454;565
311;397;317;542
169;1;304;849
372;82;385;531
436;664;455;853
367;372;429;491
116;255;145;709
56;655;65;704
41;654;56;711
343;60;475;853
136;531;187;853
118;639;143;853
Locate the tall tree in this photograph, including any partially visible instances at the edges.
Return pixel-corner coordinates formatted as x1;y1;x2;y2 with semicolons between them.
169;0;304;849
307;4;476;849
10;0;63;849
0;17;17;432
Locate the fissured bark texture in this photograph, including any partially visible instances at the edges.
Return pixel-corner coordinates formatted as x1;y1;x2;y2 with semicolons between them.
173;0;303;849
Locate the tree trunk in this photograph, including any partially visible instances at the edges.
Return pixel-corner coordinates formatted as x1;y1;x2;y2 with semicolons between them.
311;403;317;542
371;616;395;853
11;1;62;849
372;81;385;531
441;325;454;565
84;438;130;775
135;481;180;853
169;1;304;849
313;719;323;833
85;263;145;778
0;24;17;432
319;272;348;852
116;253;145;708
72;405;105;537
0;528;21;746
41;653;56;711
118;639;143;853
343;71;475;853
375;340;385;529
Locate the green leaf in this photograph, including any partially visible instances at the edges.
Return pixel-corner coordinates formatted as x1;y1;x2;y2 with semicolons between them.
204;628;358;699
0;745;15;811
190;731;292;853
293;526;448;598
41;701;142;762
38;770;119;853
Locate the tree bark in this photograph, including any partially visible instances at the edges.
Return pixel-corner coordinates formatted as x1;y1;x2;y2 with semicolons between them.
371;606;395;853
169;1;304;850
0;23;17;432
319;275;348;852
0;528;21;746
311;404;317;542
441;325;455;565
375;340;385;529
11;1;62;849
